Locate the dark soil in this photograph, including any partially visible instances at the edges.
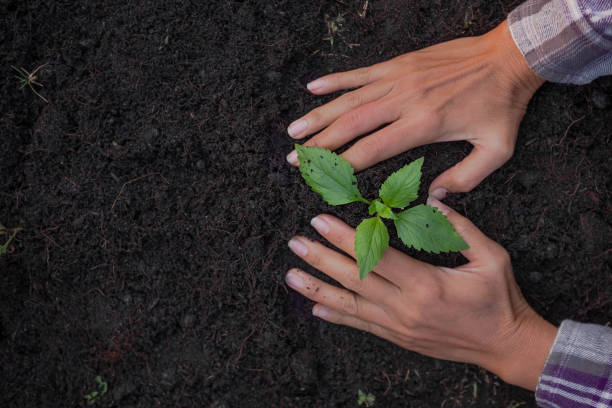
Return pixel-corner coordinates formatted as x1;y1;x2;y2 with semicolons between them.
1;1;610;407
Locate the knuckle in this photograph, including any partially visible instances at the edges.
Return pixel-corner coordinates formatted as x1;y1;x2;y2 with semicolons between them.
490;139;515;162
346;273;365;294
489;246;511;270
333;227;356;251
305;247;322;268
307;108;323;126
341;91;363;108
451;168;480;192
303;276;319;293
341;109;363;132
402;308;425;329
415;281;442;305
341;293;359;315
449;216;474;238
353;68;371;84
355;136;382;162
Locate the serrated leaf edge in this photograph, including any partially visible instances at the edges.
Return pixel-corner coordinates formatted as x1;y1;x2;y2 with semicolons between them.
393;204;468;254
378;157;423;209
295;144;365;205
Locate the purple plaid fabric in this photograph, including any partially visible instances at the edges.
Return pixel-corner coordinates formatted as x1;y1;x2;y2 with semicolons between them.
509;0;612;84
535;320;612;407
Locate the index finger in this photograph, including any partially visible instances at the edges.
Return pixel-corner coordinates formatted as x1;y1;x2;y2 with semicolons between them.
310;214;435;286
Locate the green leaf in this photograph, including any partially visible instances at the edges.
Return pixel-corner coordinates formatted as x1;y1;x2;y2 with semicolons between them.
355;217;389;280
358;390;366;404
296;145;365;205
379;157;423;209
394;204;469;253
368;199;397;220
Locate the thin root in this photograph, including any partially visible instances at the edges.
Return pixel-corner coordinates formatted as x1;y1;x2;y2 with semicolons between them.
11;63;49;103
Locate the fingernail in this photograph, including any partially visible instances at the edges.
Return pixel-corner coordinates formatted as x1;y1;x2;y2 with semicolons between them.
313;305;329;318
426;196;450;215
430;188;447;200
287;119;307;137
310;216;329;235
288;238;308;256
286;149;298;165
286;270;304;289
307;79;325;92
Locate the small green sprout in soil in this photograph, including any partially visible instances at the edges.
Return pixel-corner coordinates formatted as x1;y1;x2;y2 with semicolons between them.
84;376;108;405
296;145;468;279
11;63;49;103
159;34;169;50
0;224;22;255
357;389;375;407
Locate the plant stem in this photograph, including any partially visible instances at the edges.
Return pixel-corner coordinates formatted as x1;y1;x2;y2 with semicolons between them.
0;227;22;254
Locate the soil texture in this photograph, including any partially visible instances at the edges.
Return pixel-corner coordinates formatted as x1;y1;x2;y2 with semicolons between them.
1;0;610;407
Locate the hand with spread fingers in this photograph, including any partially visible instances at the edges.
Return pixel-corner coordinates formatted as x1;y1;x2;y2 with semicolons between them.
286;20;544;199
286;198;557;392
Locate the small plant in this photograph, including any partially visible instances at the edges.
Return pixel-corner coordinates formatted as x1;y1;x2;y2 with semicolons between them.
84;376;108;405
296;145;468;279
357;389;375;407
0;224;22;255
11;63;49;103
159;34;169;50
324;14;345;47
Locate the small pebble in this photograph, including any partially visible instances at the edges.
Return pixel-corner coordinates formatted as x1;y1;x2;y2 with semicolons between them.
160;368;177;387
591;89;610;110
529;271;543;282
543;243;557;260
517;170;539;189
143;127;159;144
181;313;196;328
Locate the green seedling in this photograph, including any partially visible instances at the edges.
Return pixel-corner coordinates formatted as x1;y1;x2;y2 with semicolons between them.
84;376;108;405
11;63;49;103
296;145;468;279
324;14;345;47
159;34;169;50
0;224;22;255
357;389;375;407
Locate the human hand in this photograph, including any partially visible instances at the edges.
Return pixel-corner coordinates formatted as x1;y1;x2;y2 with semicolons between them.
286;21;544;199
285;198;557;391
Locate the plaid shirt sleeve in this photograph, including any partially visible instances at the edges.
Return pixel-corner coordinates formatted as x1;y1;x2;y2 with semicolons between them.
508;0;612;84
535;320;612;407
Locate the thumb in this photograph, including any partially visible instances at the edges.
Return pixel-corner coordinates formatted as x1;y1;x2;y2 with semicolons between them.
428;143;513;200
426;197;507;265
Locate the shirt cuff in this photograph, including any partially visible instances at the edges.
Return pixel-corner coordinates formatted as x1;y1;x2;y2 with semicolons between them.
508;0;612;84
535;320;612;407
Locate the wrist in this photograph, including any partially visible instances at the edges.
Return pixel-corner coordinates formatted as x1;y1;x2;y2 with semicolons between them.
490;310;558;391
484;19;545;99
